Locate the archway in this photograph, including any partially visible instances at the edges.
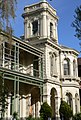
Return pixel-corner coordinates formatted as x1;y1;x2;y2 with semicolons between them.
50;88;57;119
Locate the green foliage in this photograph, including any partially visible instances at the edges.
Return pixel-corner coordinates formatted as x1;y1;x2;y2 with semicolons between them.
40;102;52;120
80;106;81;112
26;115;42;120
72;5;81;40
0;0;17;32
72;113;81;120
0;73;9;119
13;111;18;120
59;100;73;120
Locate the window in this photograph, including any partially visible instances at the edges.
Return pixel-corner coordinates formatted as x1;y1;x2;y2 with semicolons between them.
32;20;38;35
50;22;53;37
73;60;76;76
50;55;54;76
64;59;70;75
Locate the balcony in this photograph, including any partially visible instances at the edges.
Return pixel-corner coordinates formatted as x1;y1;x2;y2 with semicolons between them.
0;38;43;80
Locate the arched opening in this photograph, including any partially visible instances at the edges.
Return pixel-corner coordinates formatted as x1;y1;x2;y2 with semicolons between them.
66;92;73;109
50;88;57;119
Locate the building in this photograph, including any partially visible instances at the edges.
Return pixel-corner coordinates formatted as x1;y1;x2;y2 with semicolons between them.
0;0;80;119
78;58;81;77
78;58;81;105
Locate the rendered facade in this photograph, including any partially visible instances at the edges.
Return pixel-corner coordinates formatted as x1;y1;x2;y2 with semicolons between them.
78;58;81;77
78;58;81;106
0;0;80;119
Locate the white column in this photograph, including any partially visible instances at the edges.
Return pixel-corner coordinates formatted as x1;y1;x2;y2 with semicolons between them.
55;96;59;119
20;95;26;118
55;22;58;41
30;64;33;76
15;94;19;112
57;97;61;119
70;60;73;76
42;13;47;37
36;101;40;117
12;96;15;114
76;62;78;77
47;16;50;37
20;96;22;118
24;20;27;39
32;103;35;118
7;96;11;118
43;84;50;105
26;94;32;117
2;42;5;67
73;98;76;115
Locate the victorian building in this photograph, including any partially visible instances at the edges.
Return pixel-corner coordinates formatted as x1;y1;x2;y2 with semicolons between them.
0;0;80;119
78;58;81;77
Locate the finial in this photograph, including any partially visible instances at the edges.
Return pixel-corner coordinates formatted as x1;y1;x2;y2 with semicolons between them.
40;0;47;2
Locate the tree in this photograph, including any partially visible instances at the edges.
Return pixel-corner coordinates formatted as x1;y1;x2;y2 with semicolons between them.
72;5;81;40
0;0;17;33
0;0;17;54
40;102;52;120
0;72;9;119
59;100;73;120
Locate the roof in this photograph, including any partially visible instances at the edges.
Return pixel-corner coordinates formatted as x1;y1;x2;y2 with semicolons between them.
0;30;44;57
60;45;79;55
60;45;72;49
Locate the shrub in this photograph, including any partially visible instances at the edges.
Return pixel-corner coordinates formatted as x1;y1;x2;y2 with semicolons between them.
80;106;81;112
13;111;19;120
72;113;81;120
59;100;73;120
26;116;42;120
40;102;52;120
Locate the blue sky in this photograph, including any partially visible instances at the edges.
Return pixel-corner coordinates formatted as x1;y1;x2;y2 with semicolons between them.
12;0;81;56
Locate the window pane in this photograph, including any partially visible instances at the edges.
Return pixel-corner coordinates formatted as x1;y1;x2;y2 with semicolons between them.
64;59;70;75
32;20;38;34
50;23;53;37
73;61;76;76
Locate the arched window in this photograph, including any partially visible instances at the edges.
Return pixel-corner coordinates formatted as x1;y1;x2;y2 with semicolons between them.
63;59;70;75
73;60;76;76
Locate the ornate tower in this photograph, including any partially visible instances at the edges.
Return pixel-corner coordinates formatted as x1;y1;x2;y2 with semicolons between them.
22;0;58;43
